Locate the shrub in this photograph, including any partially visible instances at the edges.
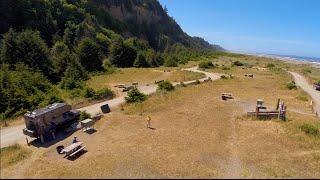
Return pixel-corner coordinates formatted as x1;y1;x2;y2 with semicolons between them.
267;63;275;68
79;111;91;121
300;123;319;136
164;56;178;67
286;81;297;90
198;61;215;69
195;79;201;84
125;88;147;103
232;61;244;66
84;87;114;100
93;88;114;100
84;87;96;98
157;80;175;92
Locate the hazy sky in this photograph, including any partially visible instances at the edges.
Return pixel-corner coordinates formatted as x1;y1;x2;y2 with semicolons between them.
159;0;320;57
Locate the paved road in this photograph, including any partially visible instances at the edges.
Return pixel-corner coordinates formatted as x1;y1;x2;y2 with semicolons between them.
290;72;320;117
0;67;221;148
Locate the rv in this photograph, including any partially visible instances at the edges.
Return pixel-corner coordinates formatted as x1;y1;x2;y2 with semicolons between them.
23;103;79;142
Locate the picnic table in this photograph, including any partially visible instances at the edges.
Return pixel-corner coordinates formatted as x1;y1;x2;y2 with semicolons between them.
62;142;86;158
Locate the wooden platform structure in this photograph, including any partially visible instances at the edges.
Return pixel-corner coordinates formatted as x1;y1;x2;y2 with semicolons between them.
247;99;287;121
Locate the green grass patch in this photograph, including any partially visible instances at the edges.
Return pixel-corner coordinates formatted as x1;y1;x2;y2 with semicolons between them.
299;123;319;137
0;144;31;169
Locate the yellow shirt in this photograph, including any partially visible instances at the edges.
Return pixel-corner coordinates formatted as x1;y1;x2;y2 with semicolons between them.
146;116;151;121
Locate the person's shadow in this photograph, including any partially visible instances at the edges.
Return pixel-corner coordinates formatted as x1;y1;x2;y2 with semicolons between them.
149;127;156;130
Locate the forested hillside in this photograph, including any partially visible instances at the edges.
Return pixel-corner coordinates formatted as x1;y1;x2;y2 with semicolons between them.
0;0;224;120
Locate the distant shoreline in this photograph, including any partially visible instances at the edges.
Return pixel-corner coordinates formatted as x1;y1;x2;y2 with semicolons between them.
246;53;320;68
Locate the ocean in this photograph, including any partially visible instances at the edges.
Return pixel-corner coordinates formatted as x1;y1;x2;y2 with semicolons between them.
250;53;320;65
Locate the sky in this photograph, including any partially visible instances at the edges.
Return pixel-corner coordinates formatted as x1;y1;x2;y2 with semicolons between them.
158;0;320;58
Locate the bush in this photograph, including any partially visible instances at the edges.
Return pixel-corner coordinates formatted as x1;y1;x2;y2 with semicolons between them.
286;81;297;90
157;80;175;92
93;88;114;100
198;61;215;69
164;56;178;67
84;87;114;100
232;61;244;66
267;63;275;68
84;87;96;98
79;111;91;121
300;123;319;136
125;88;147;103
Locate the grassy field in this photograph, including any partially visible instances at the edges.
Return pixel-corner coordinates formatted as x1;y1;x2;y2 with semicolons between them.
86;68;205;90
1;55;319;178
0;144;31;169
57;68;205;107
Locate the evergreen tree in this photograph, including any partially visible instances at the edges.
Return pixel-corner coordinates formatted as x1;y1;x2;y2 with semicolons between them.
60;59;89;90
164;56;178;67
134;53;149;68
0;29;52;76
77;37;104;72
51;41;72;75
109;37;137;67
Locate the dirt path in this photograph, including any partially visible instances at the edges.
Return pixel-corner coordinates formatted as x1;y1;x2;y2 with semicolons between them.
0;67;221;148
289;72;320;117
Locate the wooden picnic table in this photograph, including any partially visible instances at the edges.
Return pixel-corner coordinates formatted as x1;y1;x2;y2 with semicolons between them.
62;142;84;157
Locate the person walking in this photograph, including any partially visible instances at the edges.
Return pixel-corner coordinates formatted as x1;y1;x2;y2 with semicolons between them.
146;115;151;129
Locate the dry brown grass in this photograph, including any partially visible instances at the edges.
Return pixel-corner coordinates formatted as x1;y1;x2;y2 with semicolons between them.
0;144;31;169
1;56;319;178
86;68;204;90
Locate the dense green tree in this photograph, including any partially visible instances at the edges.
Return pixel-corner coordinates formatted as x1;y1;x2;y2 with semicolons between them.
109;37;137;67
134;53;149;68
0;29;52;76
60;59;89;90
77;37;104;72
0;63;61;120
124;37;150;52
164;56;178;67
96;32;111;56
51;41;73;75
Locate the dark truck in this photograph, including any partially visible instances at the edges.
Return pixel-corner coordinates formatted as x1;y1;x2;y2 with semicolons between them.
23;103;79;143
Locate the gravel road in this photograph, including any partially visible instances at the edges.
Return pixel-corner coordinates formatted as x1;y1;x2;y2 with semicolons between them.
290;72;320;117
